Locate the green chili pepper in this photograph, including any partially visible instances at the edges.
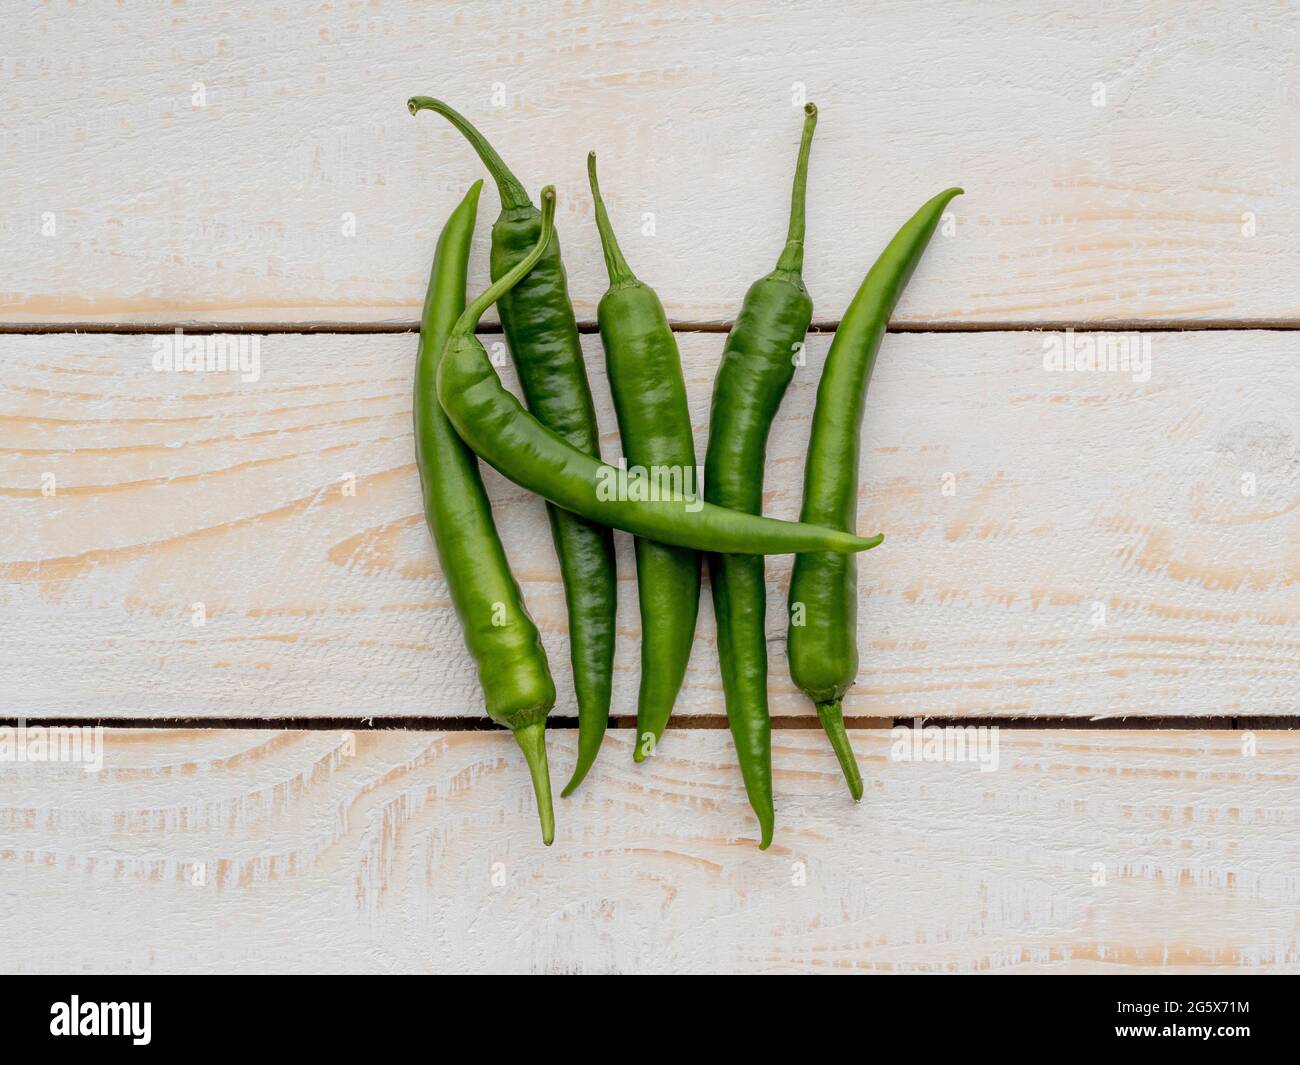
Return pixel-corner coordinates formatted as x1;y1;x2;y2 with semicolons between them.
788;186;963;799
703;104;822;849
586;151;701;764
414;180;556;845
438;190;882;560
408;97;617;798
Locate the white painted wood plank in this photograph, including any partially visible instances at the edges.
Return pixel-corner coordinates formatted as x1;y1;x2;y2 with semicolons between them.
2;331;1295;719
0;728;1295;973
3;2;1297;324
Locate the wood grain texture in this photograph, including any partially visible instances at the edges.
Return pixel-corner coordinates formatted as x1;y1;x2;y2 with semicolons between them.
2;330;1296;720
0;727;1296;973
3;1;1297;325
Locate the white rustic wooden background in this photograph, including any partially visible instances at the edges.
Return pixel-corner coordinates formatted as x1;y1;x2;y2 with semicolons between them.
1;0;1298;973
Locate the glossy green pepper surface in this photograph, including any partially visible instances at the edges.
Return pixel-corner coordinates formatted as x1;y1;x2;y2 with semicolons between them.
414;180;556;844
409;97;617;798
587;151;702;765
788;186;963;798
704;104;822;847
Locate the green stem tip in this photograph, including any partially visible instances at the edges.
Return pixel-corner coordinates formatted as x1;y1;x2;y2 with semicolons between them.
817;699;863;801
586;151;636;286
453;186;555;337
406;95;531;211
513;722;555;846
775;101;818;274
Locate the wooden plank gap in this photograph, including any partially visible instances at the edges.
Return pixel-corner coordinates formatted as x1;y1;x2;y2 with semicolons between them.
1;715;1294;731
5;318;1300;336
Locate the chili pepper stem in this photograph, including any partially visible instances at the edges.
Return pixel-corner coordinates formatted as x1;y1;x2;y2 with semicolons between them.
816;699;863;801
453;187;557;336
587;152;636;286
407;96;531;211
512;721;555;845
774;102;817;275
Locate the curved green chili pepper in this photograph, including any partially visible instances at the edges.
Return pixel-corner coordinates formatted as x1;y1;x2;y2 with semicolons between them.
414;180;556;845
704;103;821;849
408;97;617;799
788;185;963;799
587;151;701;764
437;190;882;559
